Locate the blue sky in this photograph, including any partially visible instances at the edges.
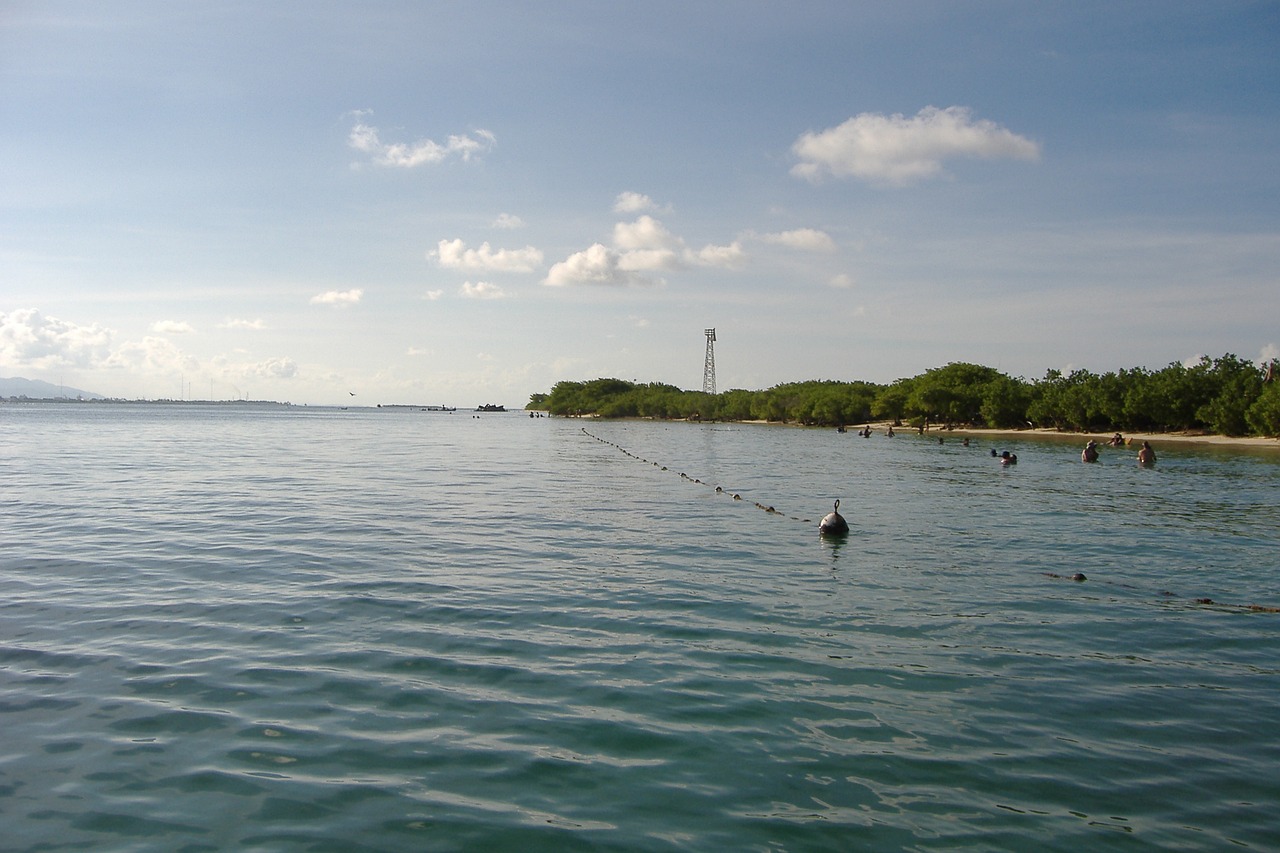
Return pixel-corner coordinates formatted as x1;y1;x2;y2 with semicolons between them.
3;1;1278;405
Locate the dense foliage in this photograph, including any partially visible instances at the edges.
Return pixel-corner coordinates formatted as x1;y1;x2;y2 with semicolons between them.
530;355;1280;437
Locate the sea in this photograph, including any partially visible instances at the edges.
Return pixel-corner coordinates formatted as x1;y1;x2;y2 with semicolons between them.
2;403;1278;852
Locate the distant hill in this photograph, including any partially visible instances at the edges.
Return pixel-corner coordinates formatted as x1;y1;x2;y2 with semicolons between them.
0;376;105;400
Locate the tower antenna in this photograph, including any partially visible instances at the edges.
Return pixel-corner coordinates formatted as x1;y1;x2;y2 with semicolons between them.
702;328;717;395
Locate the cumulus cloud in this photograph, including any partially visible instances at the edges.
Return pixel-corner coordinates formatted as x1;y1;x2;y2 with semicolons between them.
613;191;659;214
103;336;198;374
829;273;855;289
151;320;194;334
544;216;741;286
544;244;642;287
492;213;525;229
614;215;678;251
0;308;112;368
0;308;304;395
760;228;836;251
220;318;265;330
310;288;363;305
349;115;495;167
617;248;680;272
208;354;300;383
251;356;298;379
433;239;543;273
460;281;506;299
687;241;744;267
791;105;1040;185
424;289;444;301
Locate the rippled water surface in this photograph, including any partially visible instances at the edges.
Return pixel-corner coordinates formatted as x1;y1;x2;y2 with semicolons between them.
3;404;1279;851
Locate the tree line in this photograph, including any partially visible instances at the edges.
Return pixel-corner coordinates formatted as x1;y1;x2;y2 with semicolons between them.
528;354;1280;437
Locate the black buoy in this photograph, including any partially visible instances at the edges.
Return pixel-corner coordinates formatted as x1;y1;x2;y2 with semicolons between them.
818;499;849;536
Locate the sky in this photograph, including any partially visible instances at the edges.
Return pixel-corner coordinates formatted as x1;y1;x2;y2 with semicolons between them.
3;1;1279;406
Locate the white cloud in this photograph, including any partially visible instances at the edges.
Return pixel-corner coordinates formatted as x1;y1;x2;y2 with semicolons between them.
220;318;265;330
433;239;543;272
0;308;113;369
310;288;363;305
0;308;305;396
424;289;444;301
250;356;299;379
546;215;742;285
613;191;659;214
791;105;1040;185
348;115;495;167
545;243;643;287
492;213;525;229
208;354;300;383
829;273;855;289
460;281;507;299
103;335;198;374
760;228;836;251
151;320;194;334
613;215;678;251
617;248;680;272
685;241;744;268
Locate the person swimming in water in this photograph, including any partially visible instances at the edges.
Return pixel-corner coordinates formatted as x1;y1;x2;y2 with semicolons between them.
1082;440;1099;463
1137;441;1156;465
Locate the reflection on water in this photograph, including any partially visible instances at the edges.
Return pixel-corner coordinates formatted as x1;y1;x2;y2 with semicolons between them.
1;405;1278;850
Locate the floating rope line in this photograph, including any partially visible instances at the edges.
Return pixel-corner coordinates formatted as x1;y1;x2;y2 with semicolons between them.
580;428;1278;612
1042;572;1280;613
581;427;813;524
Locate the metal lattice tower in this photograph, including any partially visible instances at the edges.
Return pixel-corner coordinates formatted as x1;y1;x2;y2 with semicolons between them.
702;328;717;395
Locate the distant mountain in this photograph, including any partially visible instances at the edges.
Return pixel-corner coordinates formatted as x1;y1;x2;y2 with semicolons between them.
0;376;105;400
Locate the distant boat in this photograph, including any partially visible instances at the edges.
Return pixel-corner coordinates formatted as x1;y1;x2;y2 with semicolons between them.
475;403;506;412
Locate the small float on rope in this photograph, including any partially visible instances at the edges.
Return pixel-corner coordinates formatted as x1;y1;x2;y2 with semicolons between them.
818;499;849;536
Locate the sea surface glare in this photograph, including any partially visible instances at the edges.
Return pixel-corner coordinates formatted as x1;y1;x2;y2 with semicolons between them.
2;404;1279;851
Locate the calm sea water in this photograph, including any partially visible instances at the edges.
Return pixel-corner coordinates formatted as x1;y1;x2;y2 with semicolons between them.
2;403;1278;851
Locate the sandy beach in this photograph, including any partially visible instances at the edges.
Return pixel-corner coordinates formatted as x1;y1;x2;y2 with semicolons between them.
879;424;1280;451
593;415;1280;451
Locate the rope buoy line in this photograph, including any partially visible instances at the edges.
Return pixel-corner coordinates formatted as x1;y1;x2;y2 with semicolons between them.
1042;572;1280;614
580;427;1278;614
581;428;813;524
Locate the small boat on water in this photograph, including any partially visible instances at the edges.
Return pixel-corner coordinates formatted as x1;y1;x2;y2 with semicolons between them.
475;403;506;412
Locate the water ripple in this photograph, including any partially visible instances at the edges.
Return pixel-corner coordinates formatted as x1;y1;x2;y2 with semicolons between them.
2;407;1278;849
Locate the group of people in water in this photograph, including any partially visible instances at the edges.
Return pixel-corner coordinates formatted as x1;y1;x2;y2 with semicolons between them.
847;424;1158;466
1083;435;1156;465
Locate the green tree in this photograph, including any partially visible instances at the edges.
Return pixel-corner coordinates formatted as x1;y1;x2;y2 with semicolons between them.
1029;369;1093;430
1195;354;1263;436
980;374;1033;428
905;363;1003;426
1245;366;1280;436
873;379;913;425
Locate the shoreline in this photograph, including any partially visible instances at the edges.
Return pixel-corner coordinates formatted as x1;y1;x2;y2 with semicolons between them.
689;418;1280;451
919;425;1280;451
